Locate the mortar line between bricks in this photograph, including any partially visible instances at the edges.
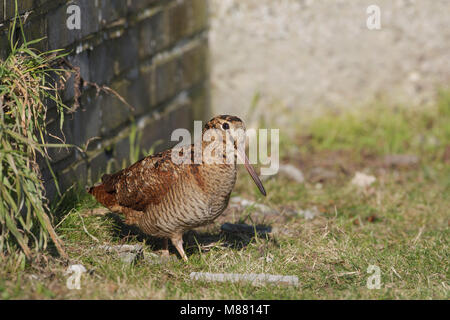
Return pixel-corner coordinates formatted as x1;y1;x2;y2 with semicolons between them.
63;26;209;73
2;0;66;26
60;30;209;106
59;80;209;177
1;0;167;29
101;79;207;144
3;0;207;56
54;0;207;53
112;29;208;86
27;0;211;198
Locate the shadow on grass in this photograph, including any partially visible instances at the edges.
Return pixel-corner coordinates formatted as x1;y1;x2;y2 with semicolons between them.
105;212;274;259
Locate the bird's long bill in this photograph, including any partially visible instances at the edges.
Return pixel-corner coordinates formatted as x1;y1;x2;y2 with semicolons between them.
238;150;267;196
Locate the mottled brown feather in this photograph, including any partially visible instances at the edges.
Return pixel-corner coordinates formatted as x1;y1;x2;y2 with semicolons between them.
90;149;179;213
87;115;265;261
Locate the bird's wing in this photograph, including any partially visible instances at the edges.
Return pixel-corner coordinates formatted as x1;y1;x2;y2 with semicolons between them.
101;149;181;212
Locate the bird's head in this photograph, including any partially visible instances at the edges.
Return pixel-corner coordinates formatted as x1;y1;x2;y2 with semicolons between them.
203;115;245;137
202;115;266;196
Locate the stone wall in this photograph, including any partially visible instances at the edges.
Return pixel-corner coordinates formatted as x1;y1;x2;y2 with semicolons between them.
0;0;210;198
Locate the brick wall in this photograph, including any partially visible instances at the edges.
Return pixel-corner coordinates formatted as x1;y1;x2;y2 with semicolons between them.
0;0;210;199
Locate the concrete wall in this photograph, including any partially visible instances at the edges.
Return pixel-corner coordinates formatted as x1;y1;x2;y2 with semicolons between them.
0;0;210;198
210;0;450;124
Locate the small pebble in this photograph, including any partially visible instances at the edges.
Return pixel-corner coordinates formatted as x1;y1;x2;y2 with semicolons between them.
262;164;305;183
229;197;277;215
351;172;376;188
190;272;298;287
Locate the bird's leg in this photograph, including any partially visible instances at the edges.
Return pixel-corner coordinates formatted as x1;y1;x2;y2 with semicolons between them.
161;238;169;257
171;234;188;261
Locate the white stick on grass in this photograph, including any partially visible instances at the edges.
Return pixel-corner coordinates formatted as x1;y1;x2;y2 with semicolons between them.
190;272;299;287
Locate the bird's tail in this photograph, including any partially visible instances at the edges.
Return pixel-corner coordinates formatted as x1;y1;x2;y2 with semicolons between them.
86;183;118;210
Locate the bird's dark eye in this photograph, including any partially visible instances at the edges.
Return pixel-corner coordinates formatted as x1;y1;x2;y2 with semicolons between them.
222;122;230;130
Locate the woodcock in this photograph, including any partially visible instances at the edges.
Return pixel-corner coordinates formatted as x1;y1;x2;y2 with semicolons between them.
88;115;266;261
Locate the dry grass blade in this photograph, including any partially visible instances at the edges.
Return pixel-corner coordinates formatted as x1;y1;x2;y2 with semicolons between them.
0;2;70;261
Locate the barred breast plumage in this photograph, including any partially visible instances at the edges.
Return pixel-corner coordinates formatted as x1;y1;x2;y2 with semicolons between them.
88;115;266;261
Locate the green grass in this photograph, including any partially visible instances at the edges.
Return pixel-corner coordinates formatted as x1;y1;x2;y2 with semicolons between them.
0;2;70;261
307;94;450;157
0;94;449;299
